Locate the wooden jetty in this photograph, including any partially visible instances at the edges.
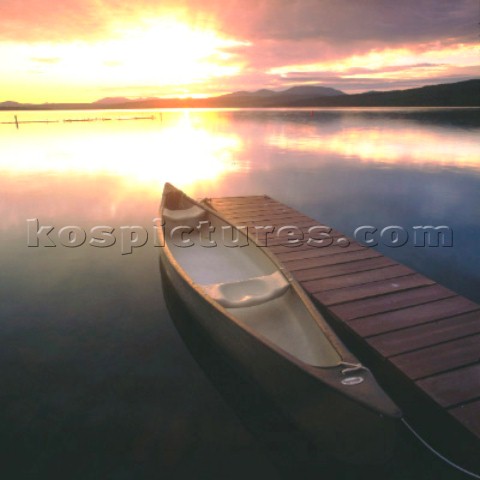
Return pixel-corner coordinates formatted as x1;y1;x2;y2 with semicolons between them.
208;194;480;473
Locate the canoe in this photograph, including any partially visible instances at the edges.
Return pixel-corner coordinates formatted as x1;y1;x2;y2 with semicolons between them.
158;183;402;465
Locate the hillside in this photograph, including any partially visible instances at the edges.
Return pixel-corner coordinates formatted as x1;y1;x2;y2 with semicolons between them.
288;79;480;107
1;79;478;110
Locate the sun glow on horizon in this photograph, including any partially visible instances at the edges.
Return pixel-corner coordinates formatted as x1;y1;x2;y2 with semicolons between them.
0;17;248;103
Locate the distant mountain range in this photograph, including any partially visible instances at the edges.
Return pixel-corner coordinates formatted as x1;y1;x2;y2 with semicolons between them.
226;85;345;98
1;79;479;110
0;101;26;108
92;96;161;105
92;86;345;106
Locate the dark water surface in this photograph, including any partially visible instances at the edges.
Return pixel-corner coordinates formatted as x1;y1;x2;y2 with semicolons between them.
1;108;479;479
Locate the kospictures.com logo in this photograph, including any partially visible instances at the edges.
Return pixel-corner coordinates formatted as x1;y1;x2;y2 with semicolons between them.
26;219;453;255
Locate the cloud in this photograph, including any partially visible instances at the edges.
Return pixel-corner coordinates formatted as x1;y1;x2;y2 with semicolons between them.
0;0;477;97
278;62;450;80
0;0;477;45
0;0;108;41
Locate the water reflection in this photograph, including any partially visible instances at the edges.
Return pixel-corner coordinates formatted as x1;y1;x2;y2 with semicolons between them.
1;107;479;477
267;115;480;171
0;173;160;231
161;267;333;480
1;109;479;187
0;110;244;187
1;108;479;300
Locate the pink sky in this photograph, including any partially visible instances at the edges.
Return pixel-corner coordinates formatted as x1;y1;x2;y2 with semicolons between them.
0;0;478;102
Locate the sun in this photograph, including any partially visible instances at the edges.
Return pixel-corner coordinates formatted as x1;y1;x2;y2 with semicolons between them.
100;18;245;91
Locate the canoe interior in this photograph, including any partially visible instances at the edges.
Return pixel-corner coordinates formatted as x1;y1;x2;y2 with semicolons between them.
163;189;342;368
230;289;343;367
167;225;275;285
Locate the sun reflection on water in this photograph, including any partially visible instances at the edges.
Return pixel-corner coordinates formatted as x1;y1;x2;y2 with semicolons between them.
1;108;480;229
0;110;244;189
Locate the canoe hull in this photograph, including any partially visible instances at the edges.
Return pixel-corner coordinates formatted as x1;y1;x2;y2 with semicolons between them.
160;250;399;465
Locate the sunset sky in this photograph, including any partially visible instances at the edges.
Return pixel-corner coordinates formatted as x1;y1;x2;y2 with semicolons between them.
0;0;478;103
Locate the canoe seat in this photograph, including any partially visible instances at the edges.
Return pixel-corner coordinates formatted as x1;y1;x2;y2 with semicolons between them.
163;205;206;223
202;270;289;308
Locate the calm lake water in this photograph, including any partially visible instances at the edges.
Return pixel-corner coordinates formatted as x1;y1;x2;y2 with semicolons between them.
1;108;479;479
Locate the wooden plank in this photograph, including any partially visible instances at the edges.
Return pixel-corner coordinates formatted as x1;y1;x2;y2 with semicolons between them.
258;225;342;240
234;219;318;231
212;202;320;228
213;204;294;215
283;249;383;272
239;226;338;248
214;199;359;258
293;256;397;282
391;334;480;380
221;210;309;220
213;199;280;206
268;236;350;253
217;210;296;221
329;284;455;322
236;220;336;232
211;201;280;210
212;198;281;207
268;239;330;252
450;400;480;437
211;195;273;203
314;274;434;307
229;213;315;225
268;225;344;235
302;264;414;293
253;223;331;234
350;295;480;337
210;197;277;207
276;243;365;263
246;223;333;233
417;363;480;407
367;310;480;357
272;221;332;230
210;201;279;210
266;238;312;250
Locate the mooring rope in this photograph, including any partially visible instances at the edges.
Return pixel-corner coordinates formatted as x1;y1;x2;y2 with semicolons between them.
401;418;480;479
